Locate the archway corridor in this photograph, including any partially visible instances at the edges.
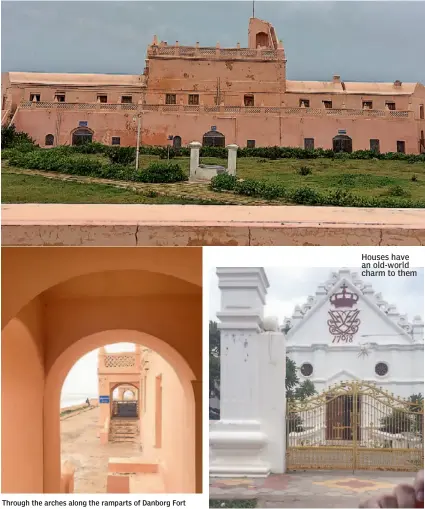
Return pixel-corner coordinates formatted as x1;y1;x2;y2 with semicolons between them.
1;247;202;494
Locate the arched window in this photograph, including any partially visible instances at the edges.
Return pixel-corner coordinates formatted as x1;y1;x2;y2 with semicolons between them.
45;134;54;146
173;135;182;149
202;130;225;148
256;32;269;48
72;127;93;146
333;134;353;153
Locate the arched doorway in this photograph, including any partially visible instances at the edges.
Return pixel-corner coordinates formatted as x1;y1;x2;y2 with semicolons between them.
256;31;269;48
72;128;93;146
1;248;202;494
202;130;225;147
333;134;353;153
172;136;182;149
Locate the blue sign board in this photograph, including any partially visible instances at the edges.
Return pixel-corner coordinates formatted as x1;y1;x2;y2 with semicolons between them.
79;121;88;127
338;129;347;135
211;126;217;131
99;396;110;404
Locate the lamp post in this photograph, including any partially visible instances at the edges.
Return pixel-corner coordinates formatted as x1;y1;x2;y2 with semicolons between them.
167;135;174;161
133;113;143;170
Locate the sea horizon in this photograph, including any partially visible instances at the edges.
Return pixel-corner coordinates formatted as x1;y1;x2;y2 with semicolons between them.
61;392;98;409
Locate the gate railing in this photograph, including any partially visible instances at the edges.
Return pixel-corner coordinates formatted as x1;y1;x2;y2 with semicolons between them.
286;381;423;471
112;400;139;417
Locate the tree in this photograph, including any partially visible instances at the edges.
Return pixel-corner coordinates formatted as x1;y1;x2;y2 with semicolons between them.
209;321;316;420
380;393;423;436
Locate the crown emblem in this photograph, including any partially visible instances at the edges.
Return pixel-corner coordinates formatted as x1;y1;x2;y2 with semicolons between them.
329;283;358;308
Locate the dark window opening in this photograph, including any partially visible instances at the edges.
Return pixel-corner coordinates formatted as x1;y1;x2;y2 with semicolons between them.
299;99;310;108
165;94;176;105
55;94;65;102
304;138;314;150
420;105;424;119
247;140;255;148
362;101;373;110
375;362;388;377
202;130;225;147
172;135;182;149
45;134;54;146
370;139;380;153
188;94;199;105
255;32;269;48
386;102;396;111
323;101;332;109
244;95;254;107
300;363;313;377
333;134;353;153
121;96;133;104
111;137;121;146
72;127;93;146
397;140;405;154
30;94;41;102
97;95;107;103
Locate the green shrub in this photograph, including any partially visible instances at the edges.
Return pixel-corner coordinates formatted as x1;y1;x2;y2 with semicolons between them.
298;166;312;176
412;174;418;182
385;185;410;198
235;179;266;197
138;162;187;183
108;146;136;165
210;173;237;191
1;125;37;150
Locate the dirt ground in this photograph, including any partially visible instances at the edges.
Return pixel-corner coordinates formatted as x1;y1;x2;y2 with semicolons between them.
60;405;140;493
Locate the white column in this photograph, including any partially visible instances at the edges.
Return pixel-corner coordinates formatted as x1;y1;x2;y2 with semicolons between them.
189;141;202;181
210;268;287;477
226;144;238;176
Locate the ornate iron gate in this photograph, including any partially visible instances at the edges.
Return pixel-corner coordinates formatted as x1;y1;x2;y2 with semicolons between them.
286;381;423;471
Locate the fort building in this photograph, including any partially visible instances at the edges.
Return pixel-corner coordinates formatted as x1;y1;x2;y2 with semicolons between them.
2;17;425;154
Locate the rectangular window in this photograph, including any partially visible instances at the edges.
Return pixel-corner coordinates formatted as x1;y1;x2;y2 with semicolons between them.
323;101;332;109
397;141;406;153
165;94;176;105
188;94;199;105
420;105;424;119
97;95;107;103
55;94;65;102
111;137;121;146
362;101;373;109
370;139;380;153
299;99;310;108
247;140;255;148
244;95;254;107
386;102;396;111
304;138;314;150
121;96;132;104
29;93;40;102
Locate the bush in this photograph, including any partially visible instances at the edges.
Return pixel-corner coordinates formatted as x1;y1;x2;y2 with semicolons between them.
298;166;312;176
210;173;237;192
385;185;410;198
1;125;37;150
108;146;136;165
137;162;187;183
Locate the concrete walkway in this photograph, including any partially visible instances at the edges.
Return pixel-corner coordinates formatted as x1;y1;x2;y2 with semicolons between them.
210;471;417;508
3;204;425;246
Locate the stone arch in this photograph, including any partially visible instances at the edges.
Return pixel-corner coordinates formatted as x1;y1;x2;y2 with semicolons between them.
333;134;353;153
256;31;269;48
2;248;201;494
202;130;225;147
71;127;93;146
172;135;182;149
45;134;54;146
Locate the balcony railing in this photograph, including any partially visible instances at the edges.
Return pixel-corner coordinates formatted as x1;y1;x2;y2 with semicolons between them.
147;44;284;61
19;101;414;119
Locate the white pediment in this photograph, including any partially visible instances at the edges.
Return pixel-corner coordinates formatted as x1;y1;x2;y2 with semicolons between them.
284;269;424;347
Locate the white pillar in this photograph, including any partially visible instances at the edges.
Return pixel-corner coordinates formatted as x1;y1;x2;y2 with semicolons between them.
189;141;202;181
226;144;238;176
210;268;287;477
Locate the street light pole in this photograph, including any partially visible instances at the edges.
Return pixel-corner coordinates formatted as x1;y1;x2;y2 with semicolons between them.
135;114;141;170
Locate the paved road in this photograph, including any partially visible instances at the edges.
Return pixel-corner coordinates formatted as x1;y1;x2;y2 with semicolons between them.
210;470;417;508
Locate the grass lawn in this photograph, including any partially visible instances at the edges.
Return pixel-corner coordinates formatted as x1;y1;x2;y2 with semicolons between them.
209;500;257;508
1;172;226;204
2;152;424;204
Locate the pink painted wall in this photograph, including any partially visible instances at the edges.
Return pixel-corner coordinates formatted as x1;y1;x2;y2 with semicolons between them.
1;247;202;494
1;298;45;492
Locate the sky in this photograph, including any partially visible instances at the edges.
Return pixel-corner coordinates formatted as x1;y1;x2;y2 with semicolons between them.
209;267;425;324
2;1;425;83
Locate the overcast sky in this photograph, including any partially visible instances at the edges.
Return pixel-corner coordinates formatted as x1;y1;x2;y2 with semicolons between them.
209;267;424;324
2;2;425;83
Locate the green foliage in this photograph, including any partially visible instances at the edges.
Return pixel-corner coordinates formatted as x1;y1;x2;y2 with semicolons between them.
380;393;423;435
1;124;37;150
298;166;312;176
385;184;410;198
209;173;237;192
108;146;136;165
209;321;316;421
138;162;187;183
209;500;257;508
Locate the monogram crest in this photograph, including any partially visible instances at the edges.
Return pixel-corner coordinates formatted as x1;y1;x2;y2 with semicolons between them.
328;283;361;343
